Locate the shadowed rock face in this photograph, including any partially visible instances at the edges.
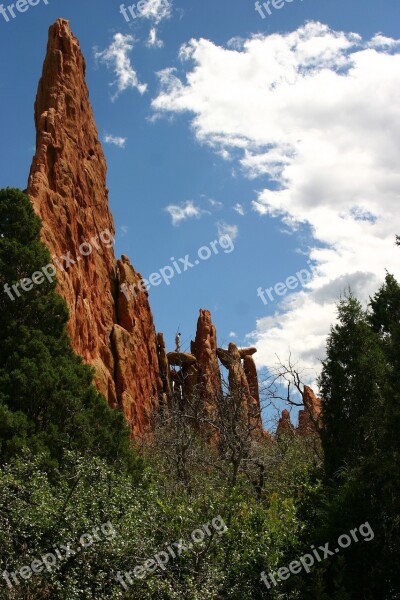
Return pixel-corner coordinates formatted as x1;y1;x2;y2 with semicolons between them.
27;19;160;436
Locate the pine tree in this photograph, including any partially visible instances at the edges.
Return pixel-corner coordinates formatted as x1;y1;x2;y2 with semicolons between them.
367;272;400;594
318;293;385;478
312;282;400;598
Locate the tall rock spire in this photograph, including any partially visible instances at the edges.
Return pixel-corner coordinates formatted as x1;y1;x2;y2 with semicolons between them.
27;19;160;436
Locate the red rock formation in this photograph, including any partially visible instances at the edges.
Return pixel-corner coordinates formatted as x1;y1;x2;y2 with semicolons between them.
277;409;295;435
297;385;322;435
243;354;260;405
191;309;222;408
217;344;251;397
217;343;263;434
167;352;197;368
27;19;160;435
239;347;257;358
157;333;172;410
115;256;160;436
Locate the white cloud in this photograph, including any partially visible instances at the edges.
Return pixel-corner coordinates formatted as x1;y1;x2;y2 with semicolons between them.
165;200;202;226
233;203;245;216
229;331;237;338
146;27;164;49
140;0;172;24
103;134;127;148
95;34;147;100
368;34;400;49
217;221;239;241
152;22;400;382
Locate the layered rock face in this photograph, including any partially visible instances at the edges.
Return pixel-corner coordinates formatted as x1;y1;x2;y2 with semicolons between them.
27;19;160;436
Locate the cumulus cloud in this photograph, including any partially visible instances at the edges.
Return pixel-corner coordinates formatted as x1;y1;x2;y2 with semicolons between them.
368;34;400;49
95;34;147;100
152;22;400;381
165;200;203;226
217;221;239;241
103;134;127;148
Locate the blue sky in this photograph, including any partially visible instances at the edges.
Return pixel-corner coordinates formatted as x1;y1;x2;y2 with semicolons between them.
1;0;400;416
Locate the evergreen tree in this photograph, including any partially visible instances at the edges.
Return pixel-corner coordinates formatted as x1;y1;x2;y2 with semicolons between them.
318;293;385;478
0;188;136;471
367;272;400;595
309;278;400;599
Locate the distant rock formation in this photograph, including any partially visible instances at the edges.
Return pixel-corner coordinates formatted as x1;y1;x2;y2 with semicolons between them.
217;342;263;435
277;409;295;435
297;385;322;435
192;309;222;412
161;310;264;437
276;386;322;437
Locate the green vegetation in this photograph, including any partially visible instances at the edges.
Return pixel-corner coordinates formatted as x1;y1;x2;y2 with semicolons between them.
0;189;136;473
0;188;398;598
303;275;400;600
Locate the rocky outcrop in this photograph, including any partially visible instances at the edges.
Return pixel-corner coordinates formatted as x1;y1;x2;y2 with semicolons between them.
115;257;160;436
191;309;223;410
167;352;197;368
27;19;160;435
217;343;263;435
277;409;295;435
157;310;264;437
239;347;257;358
297;385;322;435
243;354;260;405
157;333;172;411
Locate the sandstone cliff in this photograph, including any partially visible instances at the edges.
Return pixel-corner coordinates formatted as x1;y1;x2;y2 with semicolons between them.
27;19;160;436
